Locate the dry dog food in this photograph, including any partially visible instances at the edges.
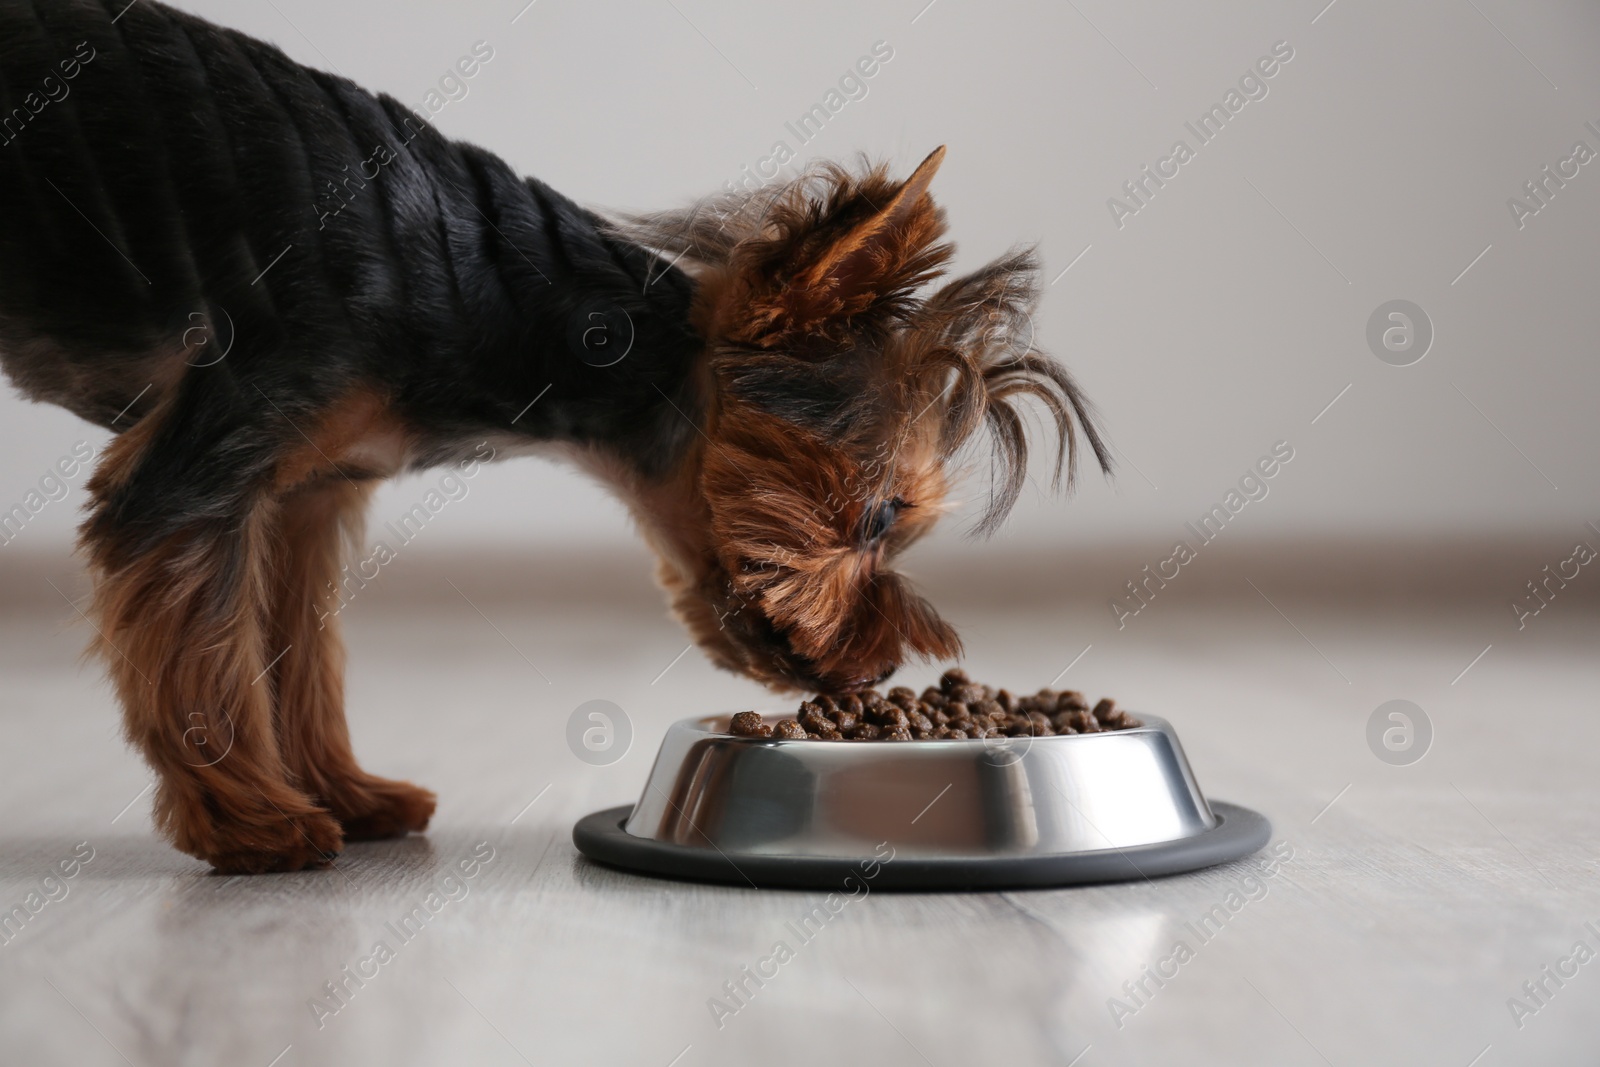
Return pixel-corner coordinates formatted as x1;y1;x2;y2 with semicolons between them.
728;668;1142;741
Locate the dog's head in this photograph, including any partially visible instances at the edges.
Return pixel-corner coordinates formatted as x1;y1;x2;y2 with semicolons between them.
614;148;1110;693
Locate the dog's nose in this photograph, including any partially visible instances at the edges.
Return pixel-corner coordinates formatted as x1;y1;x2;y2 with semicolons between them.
817;663;897;693
753;622;897;693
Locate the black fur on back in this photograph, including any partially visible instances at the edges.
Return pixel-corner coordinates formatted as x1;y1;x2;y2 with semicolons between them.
0;0;702;537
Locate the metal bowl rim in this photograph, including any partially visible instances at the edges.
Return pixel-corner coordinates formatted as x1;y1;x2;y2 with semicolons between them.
673;711;1171;746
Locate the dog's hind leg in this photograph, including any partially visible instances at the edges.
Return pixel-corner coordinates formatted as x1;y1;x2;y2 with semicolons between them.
266;478;436;842
81;384;344;874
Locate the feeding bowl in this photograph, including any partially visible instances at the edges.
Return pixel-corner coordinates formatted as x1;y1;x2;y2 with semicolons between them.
573;712;1270;890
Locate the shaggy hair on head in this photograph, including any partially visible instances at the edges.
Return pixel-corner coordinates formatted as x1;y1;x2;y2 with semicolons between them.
609;148;1113;534
608;148;1113;691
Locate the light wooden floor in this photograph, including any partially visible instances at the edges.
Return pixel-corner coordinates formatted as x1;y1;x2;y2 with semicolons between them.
0;556;1596;1067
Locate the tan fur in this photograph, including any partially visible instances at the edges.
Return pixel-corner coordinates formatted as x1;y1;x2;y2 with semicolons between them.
272;386;412;491
83;484;342;873
267;478;436;841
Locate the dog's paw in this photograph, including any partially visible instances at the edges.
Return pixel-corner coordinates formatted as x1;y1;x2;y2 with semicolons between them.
334;778;437;842
202;810;345;874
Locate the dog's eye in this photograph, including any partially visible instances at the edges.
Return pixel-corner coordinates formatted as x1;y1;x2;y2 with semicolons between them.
860;497;906;543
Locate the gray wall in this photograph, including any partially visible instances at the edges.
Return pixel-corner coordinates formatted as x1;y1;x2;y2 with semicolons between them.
3;0;1596;560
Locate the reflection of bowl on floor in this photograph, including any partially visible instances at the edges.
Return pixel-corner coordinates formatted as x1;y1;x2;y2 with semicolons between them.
573;713;1271;890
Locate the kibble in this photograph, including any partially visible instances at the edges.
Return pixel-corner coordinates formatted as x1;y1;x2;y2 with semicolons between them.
727;668;1143;741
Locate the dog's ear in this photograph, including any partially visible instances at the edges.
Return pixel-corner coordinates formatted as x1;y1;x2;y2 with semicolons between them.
763;145;950;344
636;149;952;352
605;148;954;348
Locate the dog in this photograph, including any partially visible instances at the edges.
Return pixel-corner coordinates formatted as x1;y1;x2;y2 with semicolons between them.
0;0;1110;872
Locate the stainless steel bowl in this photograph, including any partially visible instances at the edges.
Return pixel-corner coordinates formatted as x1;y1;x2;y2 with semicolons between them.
574;712;1270;889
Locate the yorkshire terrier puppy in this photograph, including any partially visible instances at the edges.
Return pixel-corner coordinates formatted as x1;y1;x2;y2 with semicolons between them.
0;0;1108;872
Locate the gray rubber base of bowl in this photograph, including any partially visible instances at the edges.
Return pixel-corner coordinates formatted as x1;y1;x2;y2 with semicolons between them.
572;801;1272;891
